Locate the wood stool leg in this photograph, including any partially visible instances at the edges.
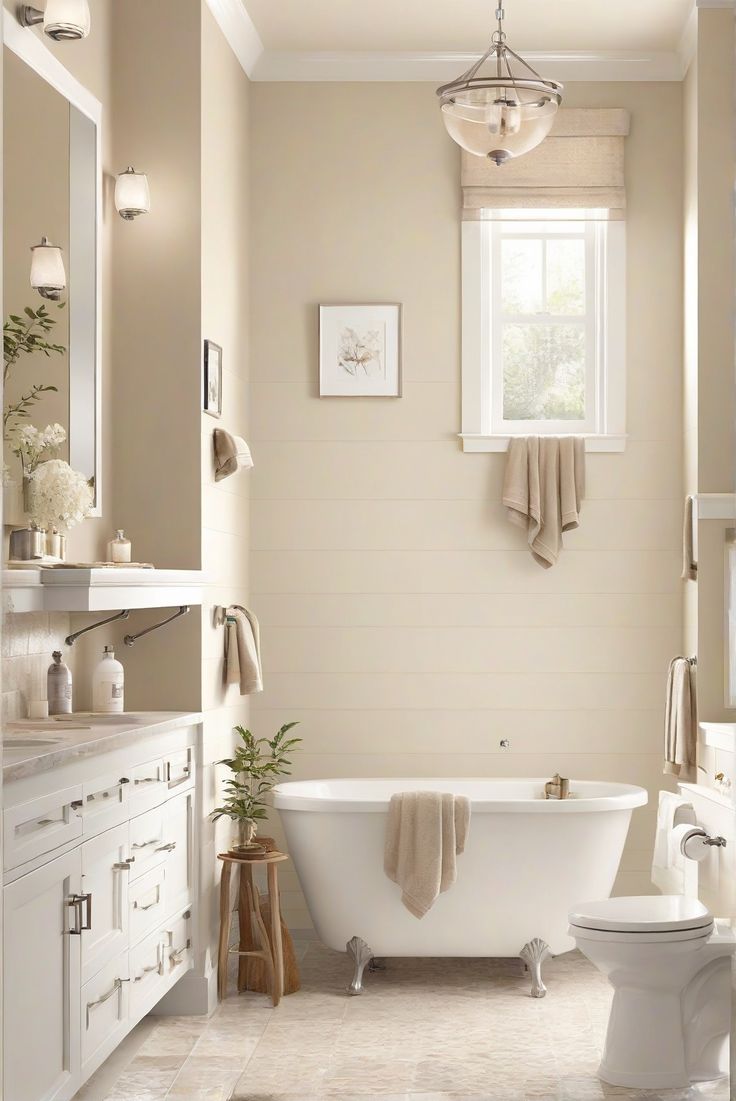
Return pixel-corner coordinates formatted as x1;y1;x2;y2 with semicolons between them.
237;864;256;993
267;862;284;1002
217;861;233;1000
248;882;277;1007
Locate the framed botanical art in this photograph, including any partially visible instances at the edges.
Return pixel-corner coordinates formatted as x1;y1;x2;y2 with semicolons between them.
319;303;402;397
203;339;223;418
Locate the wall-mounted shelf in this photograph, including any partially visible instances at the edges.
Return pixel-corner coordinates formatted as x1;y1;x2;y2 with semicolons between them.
3;568;203;614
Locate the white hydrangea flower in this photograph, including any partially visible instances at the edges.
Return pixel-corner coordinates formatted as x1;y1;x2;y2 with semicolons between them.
28;459;93;533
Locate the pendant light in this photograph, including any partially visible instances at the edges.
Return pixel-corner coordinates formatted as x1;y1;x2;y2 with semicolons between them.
437;3;562;165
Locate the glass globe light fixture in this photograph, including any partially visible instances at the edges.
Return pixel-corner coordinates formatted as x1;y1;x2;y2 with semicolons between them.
437;3;562;165
115;167;151;221
18;0;91;41
30;237;66;301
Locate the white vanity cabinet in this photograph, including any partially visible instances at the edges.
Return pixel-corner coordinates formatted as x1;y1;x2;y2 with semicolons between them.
3;717;200;1101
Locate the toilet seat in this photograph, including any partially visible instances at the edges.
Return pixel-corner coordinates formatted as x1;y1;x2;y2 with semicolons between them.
569;895;713;935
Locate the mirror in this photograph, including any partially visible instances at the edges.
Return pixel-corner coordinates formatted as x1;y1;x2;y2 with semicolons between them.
2;25;101;511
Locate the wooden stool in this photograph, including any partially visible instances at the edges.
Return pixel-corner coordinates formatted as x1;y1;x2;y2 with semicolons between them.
217;850;289;1006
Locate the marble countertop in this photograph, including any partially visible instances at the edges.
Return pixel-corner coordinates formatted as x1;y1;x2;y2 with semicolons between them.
3;711;202;782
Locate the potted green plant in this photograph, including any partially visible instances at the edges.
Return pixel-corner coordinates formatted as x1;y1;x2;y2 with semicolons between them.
212;722;301;853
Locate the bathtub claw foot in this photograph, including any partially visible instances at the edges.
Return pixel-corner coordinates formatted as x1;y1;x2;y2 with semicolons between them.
346;936;374;995
520;938;551;998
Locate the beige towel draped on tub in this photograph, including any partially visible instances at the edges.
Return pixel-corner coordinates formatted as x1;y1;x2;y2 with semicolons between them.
664;657;697;782
224;605;263;695
384;791;470;918
502;436;585;568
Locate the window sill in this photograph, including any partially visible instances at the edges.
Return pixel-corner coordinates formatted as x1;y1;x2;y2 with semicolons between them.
459;434;628;454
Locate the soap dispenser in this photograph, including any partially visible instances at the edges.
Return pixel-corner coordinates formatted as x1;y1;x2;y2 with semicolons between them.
107;530;131;563
92;646;125;713
47;651;72;715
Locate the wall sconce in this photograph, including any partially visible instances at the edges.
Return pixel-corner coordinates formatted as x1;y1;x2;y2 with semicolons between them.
115;167;151;221
30;237;66;301
18;0;91;40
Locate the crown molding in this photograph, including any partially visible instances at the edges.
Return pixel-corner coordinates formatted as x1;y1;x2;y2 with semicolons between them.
204;0;263;77
679;0;735;77
250;49;683;83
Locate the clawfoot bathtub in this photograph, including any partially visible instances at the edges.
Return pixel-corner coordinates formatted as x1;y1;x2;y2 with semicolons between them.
273;778;647;996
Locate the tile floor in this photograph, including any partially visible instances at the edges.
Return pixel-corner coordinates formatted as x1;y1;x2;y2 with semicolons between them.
75;937;731;1101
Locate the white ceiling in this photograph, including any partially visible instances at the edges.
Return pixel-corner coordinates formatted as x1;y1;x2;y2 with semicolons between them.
242;0;694;55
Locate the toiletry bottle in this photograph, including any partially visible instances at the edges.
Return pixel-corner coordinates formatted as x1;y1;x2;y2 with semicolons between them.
108;530;131;563
92;646;125;713
47;650;72;715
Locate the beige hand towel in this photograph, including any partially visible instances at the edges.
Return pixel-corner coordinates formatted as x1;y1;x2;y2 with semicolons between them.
681;495;697;581
213;428;254;482
384;791;470;919
502;436;585;568
664;657;696;781
224;605;263;694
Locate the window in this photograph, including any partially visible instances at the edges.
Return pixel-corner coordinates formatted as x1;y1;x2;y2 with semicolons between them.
461;212;626;452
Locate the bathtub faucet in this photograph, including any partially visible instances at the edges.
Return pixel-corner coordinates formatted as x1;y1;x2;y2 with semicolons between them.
544;774;570;800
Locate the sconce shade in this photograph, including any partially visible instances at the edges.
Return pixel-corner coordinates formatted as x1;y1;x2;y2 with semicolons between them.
20;0;91;40
115;167;151;221
30;237;66;301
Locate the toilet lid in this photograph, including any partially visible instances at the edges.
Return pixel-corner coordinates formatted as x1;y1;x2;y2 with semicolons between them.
569;895;713;933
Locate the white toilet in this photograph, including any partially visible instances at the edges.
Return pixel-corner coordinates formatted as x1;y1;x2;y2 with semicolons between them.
569;894;736;1089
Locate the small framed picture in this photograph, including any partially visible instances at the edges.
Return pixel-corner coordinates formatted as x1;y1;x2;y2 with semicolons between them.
203;339;223;418
319;303;402;397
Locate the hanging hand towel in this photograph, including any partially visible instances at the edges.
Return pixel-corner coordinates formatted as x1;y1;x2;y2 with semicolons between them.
224;605;263;695
213;428;254;482
502;436;586;568
681;495;697;581
664;657;697;781
384;791;470;918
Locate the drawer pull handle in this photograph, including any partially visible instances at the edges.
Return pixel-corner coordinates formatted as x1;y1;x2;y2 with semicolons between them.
113;861;133;871
37;817;64;827
155;841;177;853
133;888;161;912
86;978;123;1027
134;959;163;981
66;896;82;935
169;939;192;966
132;838;162;850
71;800;83;810
166;762;191;788
134;777;161;786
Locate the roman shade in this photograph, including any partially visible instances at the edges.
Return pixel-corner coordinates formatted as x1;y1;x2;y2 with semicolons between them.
461;108;630;219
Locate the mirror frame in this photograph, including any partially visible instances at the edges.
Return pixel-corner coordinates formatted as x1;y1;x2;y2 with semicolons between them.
3;13;103;515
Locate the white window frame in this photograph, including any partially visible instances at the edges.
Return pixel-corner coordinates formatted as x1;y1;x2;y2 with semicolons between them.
460;213;626;453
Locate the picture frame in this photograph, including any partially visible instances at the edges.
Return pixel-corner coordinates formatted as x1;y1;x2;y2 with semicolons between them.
319;303;402;397
203;339;223;418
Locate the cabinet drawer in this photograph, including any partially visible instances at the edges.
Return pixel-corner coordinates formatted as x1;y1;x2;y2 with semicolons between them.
128;805;167;881
129;865;166;945
129;758;168;815
164;791;193;915
81;952;130;1080
161;908;193;982
79;770;130;838
165;746;194;792
129;925;166;1018
4;785;83;871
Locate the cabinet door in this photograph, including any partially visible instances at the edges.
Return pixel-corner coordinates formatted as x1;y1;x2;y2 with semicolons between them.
163;790;193;916
4;849;82;1101
81;823;130;984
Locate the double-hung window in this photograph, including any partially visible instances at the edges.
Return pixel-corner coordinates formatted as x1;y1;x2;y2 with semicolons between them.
461;211;626;451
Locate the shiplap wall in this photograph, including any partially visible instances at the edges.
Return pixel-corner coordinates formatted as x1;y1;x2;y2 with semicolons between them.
249;81;684;930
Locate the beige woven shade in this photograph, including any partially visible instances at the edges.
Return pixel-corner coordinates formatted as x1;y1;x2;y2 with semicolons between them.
462;108;631;219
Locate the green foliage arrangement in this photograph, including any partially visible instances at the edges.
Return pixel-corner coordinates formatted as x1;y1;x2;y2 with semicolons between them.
4;303;66;436
212;723;301;834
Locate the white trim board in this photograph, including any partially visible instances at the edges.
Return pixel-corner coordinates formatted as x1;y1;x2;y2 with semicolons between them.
213;0;735;82
204;0;263;76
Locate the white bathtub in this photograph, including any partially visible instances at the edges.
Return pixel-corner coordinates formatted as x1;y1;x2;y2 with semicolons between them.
274;778;647;964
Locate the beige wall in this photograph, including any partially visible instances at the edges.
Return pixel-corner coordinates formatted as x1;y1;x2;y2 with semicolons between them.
196;0;251;1009
683;9;736;734
250;80;684;925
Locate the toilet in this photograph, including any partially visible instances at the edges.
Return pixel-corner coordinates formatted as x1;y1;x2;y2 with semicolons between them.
569;894;736;1089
